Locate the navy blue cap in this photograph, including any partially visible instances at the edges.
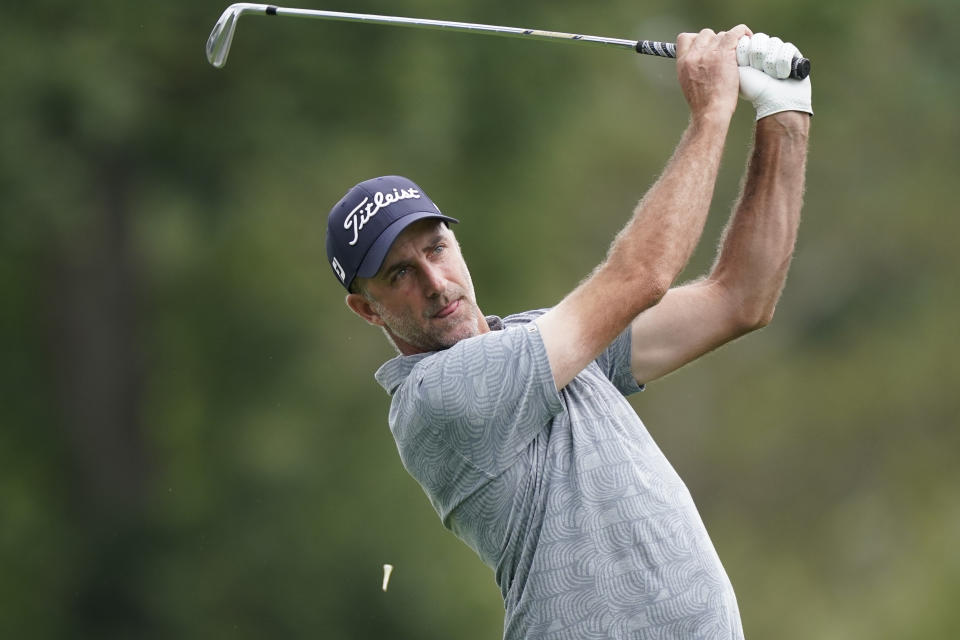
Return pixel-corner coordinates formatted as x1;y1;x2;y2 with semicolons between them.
326;176;458;291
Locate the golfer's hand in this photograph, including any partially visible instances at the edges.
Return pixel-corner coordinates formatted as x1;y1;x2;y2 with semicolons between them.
737;33;813;120
676;25;752;124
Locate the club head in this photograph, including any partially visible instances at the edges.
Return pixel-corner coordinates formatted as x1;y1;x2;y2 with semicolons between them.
206;3;267;68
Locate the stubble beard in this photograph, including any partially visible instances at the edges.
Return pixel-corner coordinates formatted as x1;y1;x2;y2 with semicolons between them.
367;255;483;354
373;288;482;353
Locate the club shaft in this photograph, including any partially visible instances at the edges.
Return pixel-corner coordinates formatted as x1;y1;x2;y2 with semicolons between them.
208;3;809;79
274;5;643;52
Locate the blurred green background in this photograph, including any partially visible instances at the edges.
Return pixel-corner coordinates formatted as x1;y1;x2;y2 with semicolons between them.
2;0;958;638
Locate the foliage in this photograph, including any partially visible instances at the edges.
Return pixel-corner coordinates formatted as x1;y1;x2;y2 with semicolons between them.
2;0;958;637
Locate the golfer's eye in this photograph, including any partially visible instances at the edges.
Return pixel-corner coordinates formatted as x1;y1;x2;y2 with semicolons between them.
390;267;409;284
433;244;446;256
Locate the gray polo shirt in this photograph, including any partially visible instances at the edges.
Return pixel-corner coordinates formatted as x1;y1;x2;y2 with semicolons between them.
375;310;743;639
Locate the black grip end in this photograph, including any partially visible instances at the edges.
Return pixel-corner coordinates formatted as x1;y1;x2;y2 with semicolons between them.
266;5;278;16
635;40;676;59
792;57;811;80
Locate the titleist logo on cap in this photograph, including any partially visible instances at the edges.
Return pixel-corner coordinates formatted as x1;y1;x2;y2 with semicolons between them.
345;188;422;246
325;175;458;292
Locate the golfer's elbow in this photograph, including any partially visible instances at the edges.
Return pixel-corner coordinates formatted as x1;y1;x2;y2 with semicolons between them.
746;309;775;332
711;274;781;333
628;272;671;314
736;297;777;333
594;258;671;316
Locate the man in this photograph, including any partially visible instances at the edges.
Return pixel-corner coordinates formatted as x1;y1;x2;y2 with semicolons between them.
326;26;811;639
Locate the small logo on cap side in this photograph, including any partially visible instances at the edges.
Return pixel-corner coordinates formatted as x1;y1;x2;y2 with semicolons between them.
331;257;346;282
345;188;422;246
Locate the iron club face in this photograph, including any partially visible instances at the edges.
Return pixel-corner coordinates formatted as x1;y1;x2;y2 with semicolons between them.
206;3;272;68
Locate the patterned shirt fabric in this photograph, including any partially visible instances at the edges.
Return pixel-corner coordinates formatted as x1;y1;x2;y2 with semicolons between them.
374;310;743;640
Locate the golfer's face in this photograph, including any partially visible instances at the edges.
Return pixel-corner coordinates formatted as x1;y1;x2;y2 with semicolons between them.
365;219;481;352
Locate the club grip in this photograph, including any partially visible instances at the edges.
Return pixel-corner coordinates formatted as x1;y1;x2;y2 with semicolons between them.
635;40;810;80
790;56;811;80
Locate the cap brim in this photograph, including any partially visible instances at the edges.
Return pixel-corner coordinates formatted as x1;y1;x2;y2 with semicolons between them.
355;212;459;281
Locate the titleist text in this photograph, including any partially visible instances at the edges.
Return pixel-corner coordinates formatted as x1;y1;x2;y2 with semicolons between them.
345;188;421;246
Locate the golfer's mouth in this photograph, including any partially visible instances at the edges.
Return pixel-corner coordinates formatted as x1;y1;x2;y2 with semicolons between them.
433;298;461;319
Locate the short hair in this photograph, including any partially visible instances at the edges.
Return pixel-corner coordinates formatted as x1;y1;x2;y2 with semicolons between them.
348;278;374;302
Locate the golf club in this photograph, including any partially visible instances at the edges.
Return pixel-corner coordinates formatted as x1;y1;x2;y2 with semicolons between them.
206;3;811;80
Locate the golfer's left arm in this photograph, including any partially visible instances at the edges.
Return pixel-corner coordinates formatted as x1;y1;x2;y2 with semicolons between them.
630;109;810;384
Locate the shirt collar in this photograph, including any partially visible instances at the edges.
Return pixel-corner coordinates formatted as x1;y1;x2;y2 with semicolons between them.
374;315;503;395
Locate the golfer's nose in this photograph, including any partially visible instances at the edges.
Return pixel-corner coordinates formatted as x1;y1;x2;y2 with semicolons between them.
420;261;446;297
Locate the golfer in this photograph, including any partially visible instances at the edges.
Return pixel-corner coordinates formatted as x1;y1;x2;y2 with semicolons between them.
326;27;811;639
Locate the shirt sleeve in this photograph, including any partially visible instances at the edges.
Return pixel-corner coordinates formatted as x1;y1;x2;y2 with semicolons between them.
408;323;564;478
593;324;645;396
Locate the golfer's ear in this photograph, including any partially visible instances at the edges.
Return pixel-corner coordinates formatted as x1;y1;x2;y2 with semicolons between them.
346;293;385;327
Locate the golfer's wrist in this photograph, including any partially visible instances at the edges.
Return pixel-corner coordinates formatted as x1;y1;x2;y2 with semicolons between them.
757;111;810;142
688;108;732;137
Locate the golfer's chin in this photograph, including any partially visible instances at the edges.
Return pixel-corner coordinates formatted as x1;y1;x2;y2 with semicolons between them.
388;299;483;354
424;304;482;348
428;317;481;350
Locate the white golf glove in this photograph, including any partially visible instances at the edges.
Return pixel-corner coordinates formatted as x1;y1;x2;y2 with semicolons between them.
737;33;813;120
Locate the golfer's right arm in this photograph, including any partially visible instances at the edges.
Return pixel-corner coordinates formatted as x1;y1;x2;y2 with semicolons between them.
536;26;750;390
